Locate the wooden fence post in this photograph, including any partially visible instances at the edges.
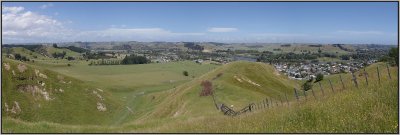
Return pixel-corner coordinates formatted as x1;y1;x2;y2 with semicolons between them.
377;66;381;85
387;64;392;80
266;98;269;108
311;87;316;99
363;68;368;86
318;82;324;96
351;72;358;88
339;75;345;90
263;99;266;108
270;99;273;108
249;104;252;112
303;89;307;101
294;88;299;101
280;96;283;106
329;79;334;93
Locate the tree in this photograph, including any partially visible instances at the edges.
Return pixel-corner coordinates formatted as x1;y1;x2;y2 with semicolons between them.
200;80;218;109
315;73;324;83
302;78;313;91
302;81;312;91
183;71;189;76
14;53;22;60
53;43;58;48
200;80;213;96
389;47;398;66
121;55;150;65
340;55;350;60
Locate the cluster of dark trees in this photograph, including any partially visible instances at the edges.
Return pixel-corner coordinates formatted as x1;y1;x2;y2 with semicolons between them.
65;46;89;53
184;42;204;51
3;44;42;52
121;55;150;65
14;53;30;62
333;44;352;52
309;45;323;47
380;47;399;66
52;51;67;59
67;56;75;61
83;52;115;59
54;44;89;53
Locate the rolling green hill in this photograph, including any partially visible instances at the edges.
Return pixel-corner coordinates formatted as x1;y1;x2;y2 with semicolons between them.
1;60;398;133
137;61;299;122
1;59;123;126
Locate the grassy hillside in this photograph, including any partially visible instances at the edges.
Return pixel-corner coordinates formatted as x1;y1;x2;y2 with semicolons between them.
2;61;398;133
153;62;398;133
1;59;123;126
34;60;220;124
136;61;299;122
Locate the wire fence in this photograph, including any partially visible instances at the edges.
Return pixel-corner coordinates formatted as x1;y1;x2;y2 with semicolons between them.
219;64;395;116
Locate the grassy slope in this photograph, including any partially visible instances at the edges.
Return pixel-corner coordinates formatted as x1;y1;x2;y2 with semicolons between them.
43;46;81;57
1;59;123;127
154;62;398;133
2;61;398;133
37;60;220;125
5;47;47;60
134;61;299;123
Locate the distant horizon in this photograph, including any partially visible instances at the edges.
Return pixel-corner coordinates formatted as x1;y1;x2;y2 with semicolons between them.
2;40;397;46
2;2;398;45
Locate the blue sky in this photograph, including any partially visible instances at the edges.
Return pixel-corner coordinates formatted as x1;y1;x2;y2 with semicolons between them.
2;2;398;44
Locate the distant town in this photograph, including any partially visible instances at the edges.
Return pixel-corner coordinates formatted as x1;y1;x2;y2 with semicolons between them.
3;41;396;80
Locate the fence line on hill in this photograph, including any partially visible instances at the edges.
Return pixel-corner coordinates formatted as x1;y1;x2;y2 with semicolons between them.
218;64;395;116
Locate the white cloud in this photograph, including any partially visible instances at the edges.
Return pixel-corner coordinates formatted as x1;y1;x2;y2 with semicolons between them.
2;6;24;13
2;6;205;43
2;6;72;43
207;27;238;33
40;3;54;9
336;30;384;35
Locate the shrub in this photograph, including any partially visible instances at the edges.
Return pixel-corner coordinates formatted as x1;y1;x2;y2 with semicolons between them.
314;73;324;83
183;71;189;76
200;80;213;96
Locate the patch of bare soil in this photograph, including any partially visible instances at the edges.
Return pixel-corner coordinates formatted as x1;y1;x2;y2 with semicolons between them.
57;75;66;83
17;64;27;73
93;90;104;100
234;75;243;82
39;73;47;79
97;102;107;112
35;69;48;79
126;106;133;113
5;101;22;114
3;63;10;71
35;69;40;76
96;88;103;92
18;84;53;101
